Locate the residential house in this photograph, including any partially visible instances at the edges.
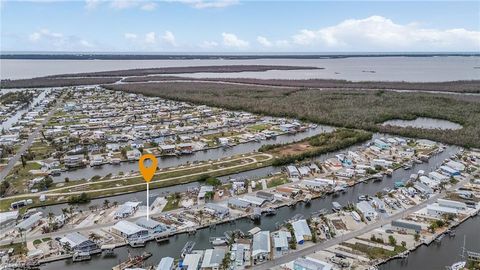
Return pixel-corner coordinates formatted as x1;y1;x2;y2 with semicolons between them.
292;219;312;244
112;220;148;240
252;231;271;263
201;249;226;270
356;201;377;220
60;232;99;253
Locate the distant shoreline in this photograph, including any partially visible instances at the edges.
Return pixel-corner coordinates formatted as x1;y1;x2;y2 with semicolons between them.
1;52;479;60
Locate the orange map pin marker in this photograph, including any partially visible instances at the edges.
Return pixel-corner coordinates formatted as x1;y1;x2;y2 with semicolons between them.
139;154;158;182
139;154;158;220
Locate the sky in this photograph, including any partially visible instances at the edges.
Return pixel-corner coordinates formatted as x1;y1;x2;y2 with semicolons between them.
1;0;479;52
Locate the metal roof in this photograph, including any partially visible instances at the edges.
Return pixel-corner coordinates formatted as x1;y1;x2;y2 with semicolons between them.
157;257;174;270
112;220;147;236
16;212;42;230
252;231;271;256
201;249;226;268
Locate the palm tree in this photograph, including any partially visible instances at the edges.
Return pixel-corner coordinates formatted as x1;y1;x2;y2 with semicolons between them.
103;199;110;209
89;233;100;243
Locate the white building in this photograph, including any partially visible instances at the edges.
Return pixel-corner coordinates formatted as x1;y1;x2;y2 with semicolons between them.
437;199;467;210
356;201;377;220
252;231;271;263
427;204;459;217
112;220;148;240
291;219;312;244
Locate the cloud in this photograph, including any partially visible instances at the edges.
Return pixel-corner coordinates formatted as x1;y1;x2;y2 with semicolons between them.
85;0;156;11
28;29;94;50
199;40;219;49
256;36;272;47
124;33;138;40
144;32;156;44
140;2;157;10
172;0;238;9
222;32;249;49
162;31;177;46
85;0;101;10
291;15;480;51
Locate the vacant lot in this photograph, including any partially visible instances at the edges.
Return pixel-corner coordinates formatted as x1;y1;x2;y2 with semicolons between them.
105;82;480;148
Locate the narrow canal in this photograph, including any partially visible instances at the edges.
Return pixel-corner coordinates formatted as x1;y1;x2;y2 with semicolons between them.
51;125;334;182
39;143;464;269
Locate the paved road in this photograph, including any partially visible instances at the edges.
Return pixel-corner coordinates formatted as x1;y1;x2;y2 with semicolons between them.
253;180;468;269
0;95;62;181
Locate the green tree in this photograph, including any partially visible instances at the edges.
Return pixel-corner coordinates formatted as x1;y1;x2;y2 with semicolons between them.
388;235;397;246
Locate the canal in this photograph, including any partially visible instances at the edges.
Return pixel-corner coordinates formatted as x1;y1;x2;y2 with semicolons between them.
51;125;334;182
39;143;463;269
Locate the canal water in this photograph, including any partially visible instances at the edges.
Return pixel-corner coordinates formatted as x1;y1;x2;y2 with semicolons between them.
39;143;463;269
382;117;463;130
380;216;480;270
51;125;334;182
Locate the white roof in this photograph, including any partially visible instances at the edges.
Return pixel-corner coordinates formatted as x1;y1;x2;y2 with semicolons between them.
292;219;312;242
427;204;459;214
16;212;42;230
60;232;90;248
201;249;226;268
157;257;174;270
0;211;18;223
239;195;266;206
113;220;147;236
252;231;271;256
183;253;202;270
273;231;290;249
136;217;162;229
356;201;375;214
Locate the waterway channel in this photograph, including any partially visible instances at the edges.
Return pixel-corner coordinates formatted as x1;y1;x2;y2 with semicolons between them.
38;142;462;269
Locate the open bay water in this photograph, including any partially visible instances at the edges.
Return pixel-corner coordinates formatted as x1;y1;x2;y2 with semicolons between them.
1;56;479;82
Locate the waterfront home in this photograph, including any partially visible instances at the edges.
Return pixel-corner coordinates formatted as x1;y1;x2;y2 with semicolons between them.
437;199;467;210
231;243;250;267
374;139;390;150
291;219;312;244
419;176;440;189
298;166;311;177
252;231;271;264
60;232;99;253
15;212;42;232
198;185;214;203
416;139;437;148
159;144;176;155
414;182;434;195
64;154;85;168
391;220;423;234
135;217;167;234
126;149;141;161
112;220;148;240
440;165;460;177
426;204;459;217
293;257;333;270
201;249;226;270
272;230;291;252
356;201;377;220
181;251;203;270
240;195;266;207
204;203;230;219
371;159;393;168
157;257;175;270
227;198;251;210
286;166;300;178
302;179;329;192
428;171;449;182
114;201;141;219
256;191;275;202
325;158;343;170
445;160;465;171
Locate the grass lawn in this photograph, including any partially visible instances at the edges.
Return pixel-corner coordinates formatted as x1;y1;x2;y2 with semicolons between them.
163;195;181;212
